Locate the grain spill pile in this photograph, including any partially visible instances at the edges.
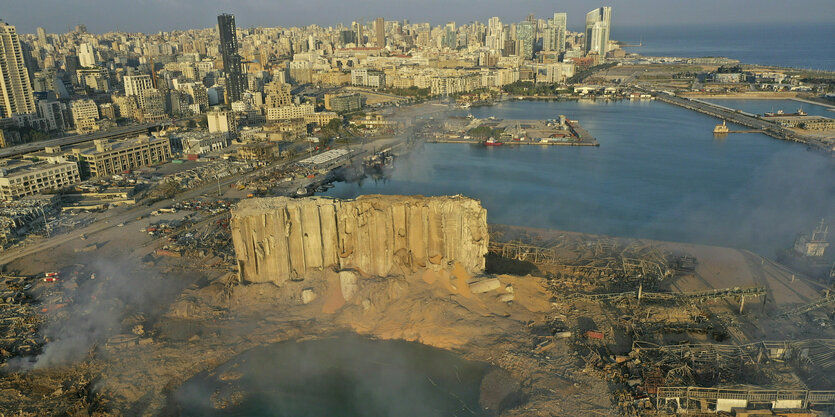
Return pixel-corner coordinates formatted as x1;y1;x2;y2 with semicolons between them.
231;195;488;282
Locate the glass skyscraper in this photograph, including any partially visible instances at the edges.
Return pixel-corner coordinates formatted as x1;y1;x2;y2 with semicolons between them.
217;13;246;103
585;7;612;56
516;21;536;60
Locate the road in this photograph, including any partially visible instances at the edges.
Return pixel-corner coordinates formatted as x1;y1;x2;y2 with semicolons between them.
0;123;163;159
0;123;421;266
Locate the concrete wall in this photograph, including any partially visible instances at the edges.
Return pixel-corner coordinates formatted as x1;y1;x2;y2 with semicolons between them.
231;195;488;283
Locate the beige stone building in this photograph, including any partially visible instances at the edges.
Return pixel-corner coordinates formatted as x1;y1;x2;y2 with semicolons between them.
304;111;339;126
0;158;80;200
73;135;171;177
266;103;314;121
71;99;100;132
207;110;236;139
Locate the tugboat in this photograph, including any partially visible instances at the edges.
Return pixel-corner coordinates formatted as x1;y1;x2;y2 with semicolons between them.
713;120;729;134
483;138;503;146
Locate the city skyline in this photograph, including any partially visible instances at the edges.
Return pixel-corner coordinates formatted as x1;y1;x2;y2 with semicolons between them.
4;0;834;34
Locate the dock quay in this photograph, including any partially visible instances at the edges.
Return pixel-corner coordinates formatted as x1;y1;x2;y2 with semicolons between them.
653;93;832;153
428;138;598;146
433;116;599;147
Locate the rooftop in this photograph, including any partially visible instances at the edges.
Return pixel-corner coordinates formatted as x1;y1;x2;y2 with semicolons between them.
0;159;75;178
74;135;166;156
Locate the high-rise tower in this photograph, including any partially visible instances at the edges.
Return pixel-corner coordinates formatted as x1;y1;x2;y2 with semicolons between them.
516;21;536;60
0;20;36;118
353;20;364;46
375;17;385;48
36;27;47;45
585;7;612;56
547;13;567;53
78;43;96;68
486;17;504;51
217;13;245;103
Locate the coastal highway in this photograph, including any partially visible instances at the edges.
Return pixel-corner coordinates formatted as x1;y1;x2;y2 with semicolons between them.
0;123;421;266
0;101;444;265
0;123;164;159
0;167;253;266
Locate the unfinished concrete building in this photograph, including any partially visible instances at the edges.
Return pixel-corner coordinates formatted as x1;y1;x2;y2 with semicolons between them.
231;195;488;283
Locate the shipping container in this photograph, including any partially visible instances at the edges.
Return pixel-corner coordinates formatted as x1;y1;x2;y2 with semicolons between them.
585;331;604;340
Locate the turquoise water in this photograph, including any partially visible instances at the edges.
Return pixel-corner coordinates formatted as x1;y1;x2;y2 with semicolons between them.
327;100;835;257
170;335;491;417
702;99;834;118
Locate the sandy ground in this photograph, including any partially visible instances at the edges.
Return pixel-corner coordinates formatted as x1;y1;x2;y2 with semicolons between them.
661;243;824;307
2;204;833;416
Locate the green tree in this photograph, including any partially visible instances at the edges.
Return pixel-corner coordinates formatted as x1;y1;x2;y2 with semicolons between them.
326;118;343;130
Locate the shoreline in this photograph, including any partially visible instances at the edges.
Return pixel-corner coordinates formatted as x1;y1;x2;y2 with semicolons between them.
653;93;833;153
428;139;599;147
682;94;798;100
792;97;835;110
682;93;835;110
471;94;832;154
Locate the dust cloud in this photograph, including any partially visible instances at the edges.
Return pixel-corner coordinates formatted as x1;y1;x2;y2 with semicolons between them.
6;257;188;371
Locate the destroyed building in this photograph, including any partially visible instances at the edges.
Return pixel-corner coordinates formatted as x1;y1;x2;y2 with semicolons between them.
230;195;489;283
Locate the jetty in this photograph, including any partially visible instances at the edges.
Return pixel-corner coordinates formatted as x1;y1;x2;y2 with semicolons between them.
431;116;599;147
653;93;832;153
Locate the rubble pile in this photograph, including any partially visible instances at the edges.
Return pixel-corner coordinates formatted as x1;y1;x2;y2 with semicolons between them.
488;228;676;295
0;196;58;246
172;198;234;214
161;218;233;266
238;163;324;192
0;276;43;359
157;160;255;191
482;226;835;415
0;362;100;415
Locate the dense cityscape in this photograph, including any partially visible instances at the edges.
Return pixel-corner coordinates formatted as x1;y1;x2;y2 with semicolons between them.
0;4;835;416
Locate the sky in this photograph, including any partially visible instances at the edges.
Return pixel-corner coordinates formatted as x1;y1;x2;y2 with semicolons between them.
4;0;834;34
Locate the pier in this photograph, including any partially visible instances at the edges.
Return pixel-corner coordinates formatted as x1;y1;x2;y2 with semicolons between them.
653;93;832;153
431;116;599;147
714;129;764;134
428;138;598;146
